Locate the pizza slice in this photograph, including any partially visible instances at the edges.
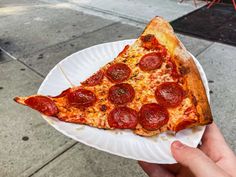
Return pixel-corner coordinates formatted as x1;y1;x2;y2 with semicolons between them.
14;17;213;136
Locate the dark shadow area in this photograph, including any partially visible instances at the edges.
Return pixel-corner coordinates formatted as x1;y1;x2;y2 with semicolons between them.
171;3;236;46
0;49;4;62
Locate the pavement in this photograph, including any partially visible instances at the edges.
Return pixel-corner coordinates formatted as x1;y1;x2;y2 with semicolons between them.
0;0;235;176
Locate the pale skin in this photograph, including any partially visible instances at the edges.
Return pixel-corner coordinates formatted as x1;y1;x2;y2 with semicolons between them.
139;123;236;177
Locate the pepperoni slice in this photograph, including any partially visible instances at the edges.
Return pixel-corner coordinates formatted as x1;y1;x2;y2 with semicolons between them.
53;88;71;98
139;103;169;131
166;60;179;78
139;52;163;71
108;107;138;129
81;70;104;86
25;96;58;116
140;34;160;50
108;83;135;105
155;82;184;108
67;89;96;108
106;63;131;83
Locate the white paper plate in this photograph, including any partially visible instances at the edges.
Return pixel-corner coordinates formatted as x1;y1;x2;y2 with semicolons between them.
38;39;210;164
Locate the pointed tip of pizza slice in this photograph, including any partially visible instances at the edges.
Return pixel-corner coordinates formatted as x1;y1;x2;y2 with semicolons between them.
13;90;112;129
14;16;213;137
140;16;213;132
14;96;26;105
14;95;59;117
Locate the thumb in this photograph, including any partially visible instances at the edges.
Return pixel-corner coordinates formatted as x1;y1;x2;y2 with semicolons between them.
171;141;230;177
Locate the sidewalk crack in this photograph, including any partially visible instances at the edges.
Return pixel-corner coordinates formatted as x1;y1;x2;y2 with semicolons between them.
196;42;215;57
28;142;78;177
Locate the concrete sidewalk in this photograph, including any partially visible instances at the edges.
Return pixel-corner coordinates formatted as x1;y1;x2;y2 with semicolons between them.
0;0;235;176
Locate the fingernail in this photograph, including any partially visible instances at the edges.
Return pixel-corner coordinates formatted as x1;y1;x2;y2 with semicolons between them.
172;141;185;149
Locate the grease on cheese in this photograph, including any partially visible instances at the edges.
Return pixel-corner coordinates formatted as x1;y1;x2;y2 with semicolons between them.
168;98;198;127
52;39;198;135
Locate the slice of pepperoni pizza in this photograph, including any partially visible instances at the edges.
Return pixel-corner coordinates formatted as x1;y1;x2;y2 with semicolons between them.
14;17;213;136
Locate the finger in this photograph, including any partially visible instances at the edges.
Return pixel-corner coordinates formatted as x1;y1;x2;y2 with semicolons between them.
202;122;226;145
200;123;233;160
138;161;174;177
201;123;236;176
171;141;230;177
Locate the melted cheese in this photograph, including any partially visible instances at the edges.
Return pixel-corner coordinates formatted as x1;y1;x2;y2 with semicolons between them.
168;98;198;126
52;39;198;135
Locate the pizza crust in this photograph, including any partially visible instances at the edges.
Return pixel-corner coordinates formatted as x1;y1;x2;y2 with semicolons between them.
14;17;213;137
140;16;213;131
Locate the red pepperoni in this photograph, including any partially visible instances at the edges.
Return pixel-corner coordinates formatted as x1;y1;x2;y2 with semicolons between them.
166;60;179;78
155;82;184;108
67;89;96;108
139;52;163;71
108;107;138;129
81;70;104;86
25;96;58;116
139;103;169;131
106;63;131;83
140;34;160;50
108;83;135;105
53;88;71;98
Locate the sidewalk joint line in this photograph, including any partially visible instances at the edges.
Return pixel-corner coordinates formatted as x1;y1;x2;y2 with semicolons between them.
196;42;215;57
22;22;119;58
76;4;148;25
17;60;45;78
28;142;78;177
0;47;46;78
0;47;17;60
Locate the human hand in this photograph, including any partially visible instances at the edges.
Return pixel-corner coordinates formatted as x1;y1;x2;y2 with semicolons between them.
139;123;236;177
